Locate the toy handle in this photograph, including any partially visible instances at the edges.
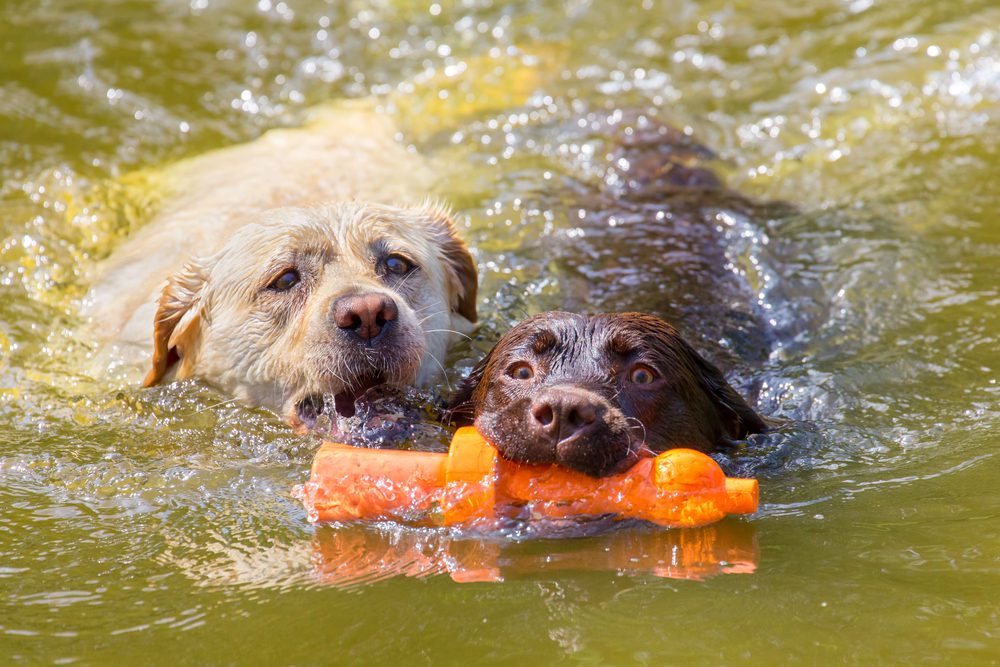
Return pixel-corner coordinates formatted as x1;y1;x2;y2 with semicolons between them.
303;444;447;524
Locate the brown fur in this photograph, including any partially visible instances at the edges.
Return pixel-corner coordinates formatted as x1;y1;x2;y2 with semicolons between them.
448;311;766;477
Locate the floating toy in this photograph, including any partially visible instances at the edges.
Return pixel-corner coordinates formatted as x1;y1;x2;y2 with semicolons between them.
301;427;758;528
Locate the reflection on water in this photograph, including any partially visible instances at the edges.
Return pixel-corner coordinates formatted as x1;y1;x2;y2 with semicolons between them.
1;0;999;663
311;521;759;587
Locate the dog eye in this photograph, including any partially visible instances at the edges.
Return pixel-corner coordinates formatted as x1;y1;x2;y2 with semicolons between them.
507;362;534;381
385;254;414;275
629;365;656;385
268;269;300;292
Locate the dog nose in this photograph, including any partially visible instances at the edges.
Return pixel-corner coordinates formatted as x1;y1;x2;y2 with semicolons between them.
333;293;398;342
530;388;599;443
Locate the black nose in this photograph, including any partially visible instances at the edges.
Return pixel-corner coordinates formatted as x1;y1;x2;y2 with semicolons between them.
529;388;599;444
333;293;398;342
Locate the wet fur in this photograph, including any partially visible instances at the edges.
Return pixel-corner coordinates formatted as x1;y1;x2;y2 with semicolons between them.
142;201;477;425
447;312;766;476
81;105;481;426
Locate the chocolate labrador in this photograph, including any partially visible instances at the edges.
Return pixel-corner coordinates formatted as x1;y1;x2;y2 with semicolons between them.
447;311;766;477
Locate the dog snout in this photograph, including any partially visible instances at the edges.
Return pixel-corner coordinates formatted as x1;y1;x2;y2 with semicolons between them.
333;293;398;342
530;387;600;444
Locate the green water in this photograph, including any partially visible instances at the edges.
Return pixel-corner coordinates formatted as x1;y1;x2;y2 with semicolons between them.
2;0;999;664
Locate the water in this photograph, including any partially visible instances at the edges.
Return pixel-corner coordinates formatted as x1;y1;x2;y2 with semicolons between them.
2;0;999;663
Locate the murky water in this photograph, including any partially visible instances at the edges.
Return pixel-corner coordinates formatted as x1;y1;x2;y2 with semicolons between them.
2;0;999;663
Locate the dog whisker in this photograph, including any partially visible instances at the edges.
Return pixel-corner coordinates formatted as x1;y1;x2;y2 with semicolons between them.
622;416;654;461
607;383;624;402
394;269;420;292
423;350;452;392
424;328;473;341
411;302;440;315
416;309;447;325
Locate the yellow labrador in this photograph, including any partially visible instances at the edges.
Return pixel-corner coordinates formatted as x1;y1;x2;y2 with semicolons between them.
83;103;476;427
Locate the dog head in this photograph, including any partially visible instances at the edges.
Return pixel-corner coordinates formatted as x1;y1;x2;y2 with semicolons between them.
447;312;765;476
143;201;477;427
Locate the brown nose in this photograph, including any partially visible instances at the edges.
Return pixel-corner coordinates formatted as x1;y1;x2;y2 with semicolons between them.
333;293;398;342
530;387;599;444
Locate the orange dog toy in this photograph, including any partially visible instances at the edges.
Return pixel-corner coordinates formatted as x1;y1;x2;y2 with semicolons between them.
301;427;758;528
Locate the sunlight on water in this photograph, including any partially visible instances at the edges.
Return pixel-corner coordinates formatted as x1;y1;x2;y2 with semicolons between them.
1;0;999;664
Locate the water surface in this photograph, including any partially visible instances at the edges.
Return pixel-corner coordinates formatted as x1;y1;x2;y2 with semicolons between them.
1;0;998;663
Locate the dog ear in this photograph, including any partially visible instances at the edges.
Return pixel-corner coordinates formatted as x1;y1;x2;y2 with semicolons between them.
686;345;767;439
142;259;211;387
422;203;478;323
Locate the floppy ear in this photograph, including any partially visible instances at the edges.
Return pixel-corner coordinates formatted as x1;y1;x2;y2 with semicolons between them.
686;346;767;439
142;259;210;387
422;203;478;323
